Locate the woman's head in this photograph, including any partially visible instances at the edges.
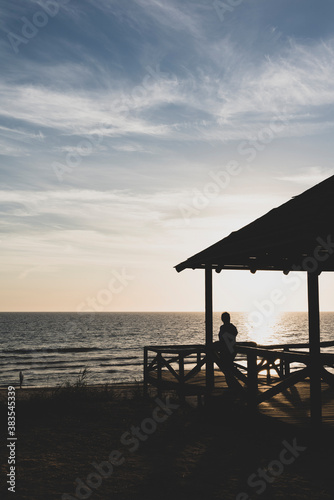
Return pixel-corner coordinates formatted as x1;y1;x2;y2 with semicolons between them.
221;312;230;323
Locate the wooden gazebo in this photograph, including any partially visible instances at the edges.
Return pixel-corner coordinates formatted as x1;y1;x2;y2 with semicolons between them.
175;175;334;429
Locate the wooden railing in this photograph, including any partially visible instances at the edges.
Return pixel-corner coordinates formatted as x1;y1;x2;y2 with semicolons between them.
144;341;334;404
144;344;207;400
235;341;334;405
237;341;334;381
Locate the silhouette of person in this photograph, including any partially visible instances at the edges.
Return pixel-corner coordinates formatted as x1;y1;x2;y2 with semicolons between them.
217;312;238;388
219;312;238;359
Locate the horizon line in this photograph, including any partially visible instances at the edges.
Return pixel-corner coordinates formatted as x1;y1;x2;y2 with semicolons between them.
1;310;334;314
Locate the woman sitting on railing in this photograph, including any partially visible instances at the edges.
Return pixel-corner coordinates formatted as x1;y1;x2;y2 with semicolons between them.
214;312;239;389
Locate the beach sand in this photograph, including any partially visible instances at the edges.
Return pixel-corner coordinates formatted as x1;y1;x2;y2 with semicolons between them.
1;383;334;500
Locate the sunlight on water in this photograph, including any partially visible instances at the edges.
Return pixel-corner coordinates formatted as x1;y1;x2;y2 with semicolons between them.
244;312;284;346
0;312;333;386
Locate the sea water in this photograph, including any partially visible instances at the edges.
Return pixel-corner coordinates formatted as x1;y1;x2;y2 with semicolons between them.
0;312;333;387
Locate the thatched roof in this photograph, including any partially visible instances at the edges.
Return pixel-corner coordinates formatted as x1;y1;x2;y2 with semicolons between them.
175;175;334;273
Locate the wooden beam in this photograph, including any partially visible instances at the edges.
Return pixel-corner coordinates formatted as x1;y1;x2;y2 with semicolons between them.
184;356;207;382
205;265;214;392
257;367;310;404
307;271;322;432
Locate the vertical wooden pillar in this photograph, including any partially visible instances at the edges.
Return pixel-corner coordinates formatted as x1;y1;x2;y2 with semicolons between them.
307;271;322;431
143;347;148;396
247;350;258;409
179;353;185;402
205;265;214;392
157;352;162;398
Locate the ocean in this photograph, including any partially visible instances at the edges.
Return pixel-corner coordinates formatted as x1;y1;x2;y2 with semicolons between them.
1;312;334;387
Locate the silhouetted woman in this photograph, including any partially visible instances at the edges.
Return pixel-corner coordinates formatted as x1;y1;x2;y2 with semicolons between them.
217;312;238;388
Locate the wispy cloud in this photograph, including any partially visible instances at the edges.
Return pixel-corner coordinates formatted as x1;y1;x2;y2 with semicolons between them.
276;167;334;186
2;1;334;310
2;30;334;151
111;143;153;153
133;0;204;39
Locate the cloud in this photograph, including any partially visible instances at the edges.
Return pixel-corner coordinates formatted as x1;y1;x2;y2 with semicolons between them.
0;76;179;138
2;26;334;156
0;187;288;247
2;0;334;312
111;143;152;153
133;0;204;39
275;167;334;186
0;141;30;157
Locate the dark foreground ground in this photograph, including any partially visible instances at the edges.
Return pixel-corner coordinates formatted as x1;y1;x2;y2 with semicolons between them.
1;382;334;500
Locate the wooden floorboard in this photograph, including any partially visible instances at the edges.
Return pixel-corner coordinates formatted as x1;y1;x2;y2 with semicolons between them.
147;369;334;428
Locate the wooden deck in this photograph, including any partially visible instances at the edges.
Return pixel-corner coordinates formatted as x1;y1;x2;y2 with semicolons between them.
258;378;334;427
147;369;334;428
144;342;334;431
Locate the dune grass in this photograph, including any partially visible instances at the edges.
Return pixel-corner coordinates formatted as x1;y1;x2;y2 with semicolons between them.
1;379;334;500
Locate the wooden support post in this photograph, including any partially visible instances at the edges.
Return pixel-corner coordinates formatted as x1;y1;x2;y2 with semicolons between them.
205;265;214;394
179;353;185;402
157;352;162;398
197;349;201;369
143;347;148;396
247;350;258;409
284;347;290;377
307;271;322;432
266;362;271;384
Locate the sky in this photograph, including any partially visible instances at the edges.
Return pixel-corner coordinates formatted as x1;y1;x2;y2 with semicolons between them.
1;0;334;314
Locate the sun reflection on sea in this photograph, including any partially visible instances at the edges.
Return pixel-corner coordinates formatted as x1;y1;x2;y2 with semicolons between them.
243;311;284;346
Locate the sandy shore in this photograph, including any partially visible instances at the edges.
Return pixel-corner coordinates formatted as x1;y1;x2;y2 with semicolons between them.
1;383;334;499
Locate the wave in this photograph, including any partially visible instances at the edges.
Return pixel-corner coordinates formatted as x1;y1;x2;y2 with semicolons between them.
109;362;142;367
1;346;105;354
112;356;138;360
0;355;116;365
